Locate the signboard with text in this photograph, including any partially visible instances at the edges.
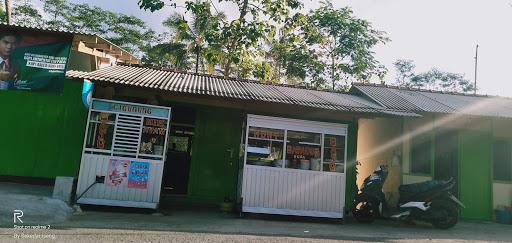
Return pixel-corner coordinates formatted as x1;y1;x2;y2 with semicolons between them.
0;27;72;92
91;100;170;119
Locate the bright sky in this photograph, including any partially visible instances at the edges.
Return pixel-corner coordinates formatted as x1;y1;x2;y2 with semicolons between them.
64;0;512;97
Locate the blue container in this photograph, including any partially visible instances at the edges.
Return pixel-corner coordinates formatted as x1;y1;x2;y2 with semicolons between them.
495;209;512;224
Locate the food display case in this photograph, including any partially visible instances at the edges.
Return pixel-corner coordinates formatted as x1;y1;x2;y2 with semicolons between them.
241;115;347;218
75;99;171;209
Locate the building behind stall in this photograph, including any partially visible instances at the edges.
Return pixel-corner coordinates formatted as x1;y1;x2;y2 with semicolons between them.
351;83;512;221
0;24;138;183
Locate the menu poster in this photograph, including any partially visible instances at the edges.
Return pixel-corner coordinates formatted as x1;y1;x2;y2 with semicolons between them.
107;159;130;187
128;161;150;189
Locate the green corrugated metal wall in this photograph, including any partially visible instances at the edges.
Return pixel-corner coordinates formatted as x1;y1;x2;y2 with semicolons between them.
0;80;87;178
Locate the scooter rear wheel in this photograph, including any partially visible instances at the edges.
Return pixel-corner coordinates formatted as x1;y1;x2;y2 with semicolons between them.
353;200;378;224
430;200;459;229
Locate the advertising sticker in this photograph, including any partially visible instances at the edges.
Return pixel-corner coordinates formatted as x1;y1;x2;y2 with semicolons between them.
128;161;150;189
107;159;130;187
0;28;72;92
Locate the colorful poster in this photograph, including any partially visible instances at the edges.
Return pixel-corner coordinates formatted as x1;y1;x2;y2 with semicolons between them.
128;161;150;189
0;27;72;92
106;159;130;187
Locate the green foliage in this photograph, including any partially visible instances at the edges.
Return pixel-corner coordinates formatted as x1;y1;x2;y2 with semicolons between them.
0;2;5;22
138;0;170;12
42;0;68;29
143;1;226;72
136;0;388;89
393;59;475;93
8;0;154;57
12;0;43;27
393;59;415;86
306;1;388;90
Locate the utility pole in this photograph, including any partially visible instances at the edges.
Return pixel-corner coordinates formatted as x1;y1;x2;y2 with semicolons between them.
474;44;478;95
5;0;12;25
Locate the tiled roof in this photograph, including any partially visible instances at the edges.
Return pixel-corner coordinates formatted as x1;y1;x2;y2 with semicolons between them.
351;83;512;118
66;65;419;117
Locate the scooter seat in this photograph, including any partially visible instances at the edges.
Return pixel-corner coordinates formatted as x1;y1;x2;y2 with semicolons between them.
399;180;445;194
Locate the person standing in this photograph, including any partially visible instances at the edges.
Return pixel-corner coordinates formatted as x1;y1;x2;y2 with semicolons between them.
0;31;21;90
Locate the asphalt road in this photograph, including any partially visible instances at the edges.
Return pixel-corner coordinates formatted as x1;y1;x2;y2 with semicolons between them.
1;182;511;242
1;208;511;242
0;226;509;243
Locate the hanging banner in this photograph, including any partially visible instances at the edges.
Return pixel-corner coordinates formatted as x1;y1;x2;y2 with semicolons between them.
0;27;72;92
128;161;150;189
107;159;130;187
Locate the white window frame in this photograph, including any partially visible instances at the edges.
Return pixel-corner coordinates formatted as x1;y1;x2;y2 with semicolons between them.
82;98;171;161
245;114;348;173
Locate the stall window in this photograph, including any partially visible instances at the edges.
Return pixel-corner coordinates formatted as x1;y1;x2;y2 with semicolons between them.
411;137;432;174
246;127;285;167
322;134;345;173
285;131;321;171
85;112;116;151
139;118;168;157
493;140;512;181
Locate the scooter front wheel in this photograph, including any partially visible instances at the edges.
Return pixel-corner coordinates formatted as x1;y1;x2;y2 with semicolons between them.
352;200;378;224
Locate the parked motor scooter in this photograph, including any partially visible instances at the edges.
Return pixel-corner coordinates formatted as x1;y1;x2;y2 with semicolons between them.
352;164;465;229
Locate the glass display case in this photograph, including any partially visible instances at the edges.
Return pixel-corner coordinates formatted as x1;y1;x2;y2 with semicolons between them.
242;114;348;219
245;126;346;172
139;117;168;157
246;127;285;167
285;130;321;171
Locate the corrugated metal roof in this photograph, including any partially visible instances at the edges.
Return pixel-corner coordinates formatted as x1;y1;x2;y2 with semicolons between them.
66;65;420;117
1;23;140;63
0;23;92;36
352;83;512;118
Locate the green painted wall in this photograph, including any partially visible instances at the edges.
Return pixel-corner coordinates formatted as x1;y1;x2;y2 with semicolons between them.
184;109;358;208
459;130;492;220
345;121;359;213
186;107;243;204
0;80;87;178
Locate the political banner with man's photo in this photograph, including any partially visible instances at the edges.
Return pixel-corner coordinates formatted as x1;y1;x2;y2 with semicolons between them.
0;28;73;93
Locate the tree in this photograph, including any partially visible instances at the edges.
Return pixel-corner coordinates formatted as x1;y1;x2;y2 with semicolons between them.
137;0;388;89
160;2;226;73
4;0;12;24
393;59;415;86
393;59;475;93
12;0;42;27
138;0;303;79
138;0;171;12
42;0;69;29
0;2;6;22
23;0;156;56
143;41;191;69
306;1;388;90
